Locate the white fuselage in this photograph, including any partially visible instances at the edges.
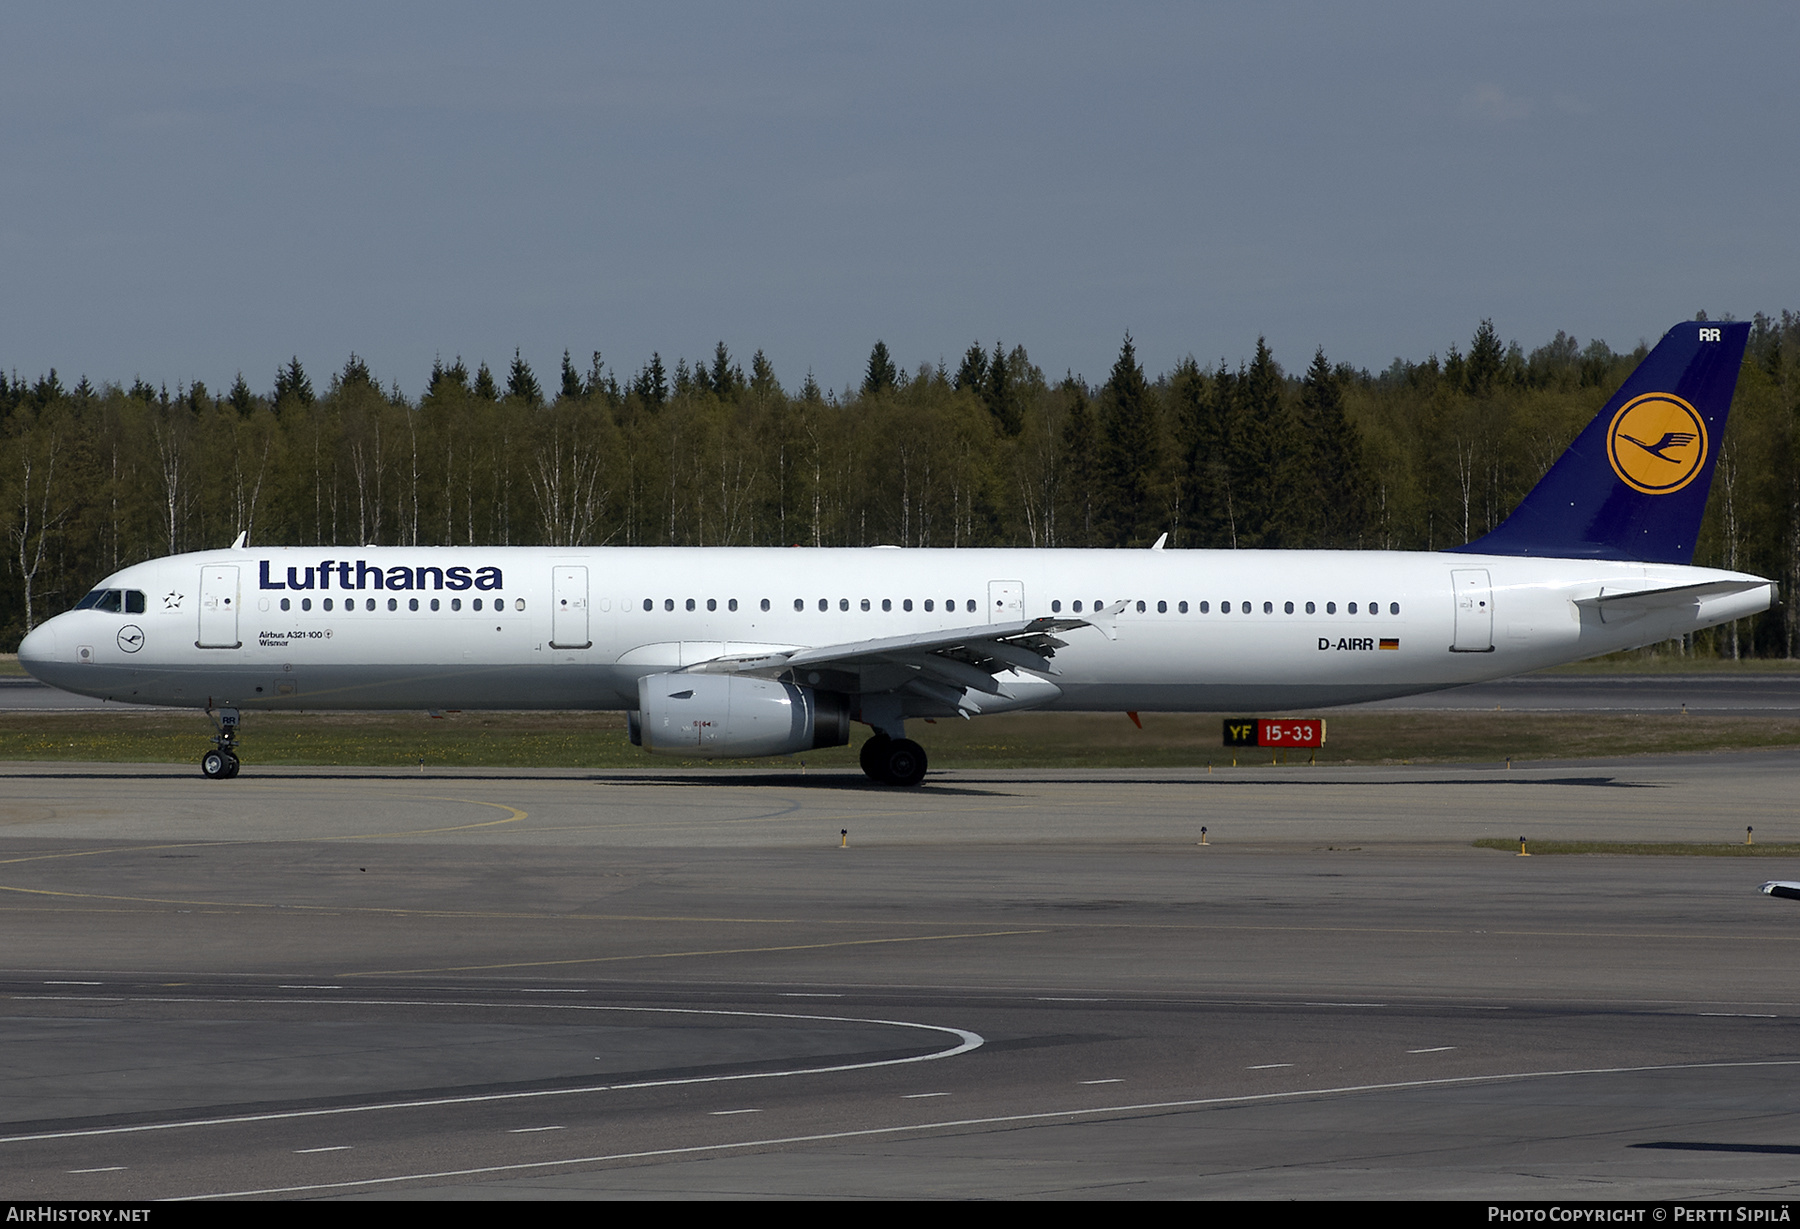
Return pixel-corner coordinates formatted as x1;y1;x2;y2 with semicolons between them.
16;546;1774;715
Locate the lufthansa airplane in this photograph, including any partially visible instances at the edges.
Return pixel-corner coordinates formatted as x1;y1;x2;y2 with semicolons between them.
18;321;1772;783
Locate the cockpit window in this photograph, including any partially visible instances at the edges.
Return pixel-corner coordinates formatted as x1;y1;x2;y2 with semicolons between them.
71;588;145;614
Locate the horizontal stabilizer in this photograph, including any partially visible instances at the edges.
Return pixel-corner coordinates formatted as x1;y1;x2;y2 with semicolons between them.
1574;579;1772;623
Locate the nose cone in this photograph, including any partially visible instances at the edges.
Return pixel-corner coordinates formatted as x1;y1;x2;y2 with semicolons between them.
17;621;58;680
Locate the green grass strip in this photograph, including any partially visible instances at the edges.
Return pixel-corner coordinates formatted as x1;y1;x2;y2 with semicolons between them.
1474;838;1800;857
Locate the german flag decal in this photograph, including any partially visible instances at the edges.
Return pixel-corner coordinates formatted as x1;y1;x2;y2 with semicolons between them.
1379;638;1400;650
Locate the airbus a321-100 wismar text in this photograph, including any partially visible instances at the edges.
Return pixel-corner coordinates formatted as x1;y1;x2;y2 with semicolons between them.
18;321;1771;784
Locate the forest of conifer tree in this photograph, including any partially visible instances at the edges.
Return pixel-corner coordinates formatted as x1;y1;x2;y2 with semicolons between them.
3;312;1795;657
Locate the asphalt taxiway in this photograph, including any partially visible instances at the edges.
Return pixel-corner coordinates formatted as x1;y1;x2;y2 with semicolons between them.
4;756;1800;1199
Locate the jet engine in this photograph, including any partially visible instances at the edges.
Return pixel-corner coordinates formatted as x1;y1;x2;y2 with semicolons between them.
632;673;850;758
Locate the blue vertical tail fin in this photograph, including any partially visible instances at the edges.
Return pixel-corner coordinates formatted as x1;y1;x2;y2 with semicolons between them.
1450;320;1750;564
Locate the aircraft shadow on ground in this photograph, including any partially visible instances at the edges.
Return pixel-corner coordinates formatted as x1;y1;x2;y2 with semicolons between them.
0;769;1658;791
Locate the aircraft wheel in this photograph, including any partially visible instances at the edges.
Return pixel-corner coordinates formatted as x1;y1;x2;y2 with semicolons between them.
222;751;241;778
201;749;230;779
859;734;891;781
880;738;928;787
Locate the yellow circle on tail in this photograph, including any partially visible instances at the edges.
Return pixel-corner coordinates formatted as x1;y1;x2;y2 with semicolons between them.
1606;393;1708;494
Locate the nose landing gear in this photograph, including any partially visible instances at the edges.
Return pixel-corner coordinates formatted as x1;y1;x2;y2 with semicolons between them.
202;705;241;779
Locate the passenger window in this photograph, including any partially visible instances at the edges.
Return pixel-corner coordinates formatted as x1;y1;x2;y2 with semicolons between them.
1327;602;1336;614
366;598;375;611
325;597;335;612
861;598;870;611
1221;602;1231;613
881;599;891;611
728;599;737;612
515;598;524;611
452;598;462;611
1369;601;1379;615
662;598;673;611
1305;601;1315;614
1136;601;1146;613
1157;600;1167;613
705;598;716;612
1198;601;1209;613
685;598;695;611
1348;602;1358;614
903;599;913;611
840;598;849;611
431;598;440;611
1072;600;1082;613
966;599;976;613
1390;602;1400;615
474;598;484;612
1284;601;1294;614
302;598;312;611
924;599;934;612
818;598;828;612
386;598;396;611
1263;601;1273;614
1052;600;1061;613
281;597;291;612
410;598;419;611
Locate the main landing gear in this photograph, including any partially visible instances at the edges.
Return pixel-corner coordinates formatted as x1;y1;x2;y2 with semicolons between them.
201;706;241;779
860;734;928;787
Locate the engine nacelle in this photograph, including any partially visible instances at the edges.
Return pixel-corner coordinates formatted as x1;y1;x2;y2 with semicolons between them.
634;673;850;758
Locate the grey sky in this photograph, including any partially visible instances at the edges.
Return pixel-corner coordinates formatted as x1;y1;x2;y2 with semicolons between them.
2;3;1794;398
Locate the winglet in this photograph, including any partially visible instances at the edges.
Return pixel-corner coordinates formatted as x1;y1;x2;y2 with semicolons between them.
1450;321;1749;564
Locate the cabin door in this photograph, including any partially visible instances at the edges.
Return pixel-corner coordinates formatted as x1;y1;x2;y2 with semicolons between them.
551;565;592;649
988;580;1023;623
197;566;242;648
1450;568;1494;652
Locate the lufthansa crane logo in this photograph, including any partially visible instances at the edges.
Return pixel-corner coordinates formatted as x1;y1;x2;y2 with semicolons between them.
117;624;145;653
1606;393;1708;495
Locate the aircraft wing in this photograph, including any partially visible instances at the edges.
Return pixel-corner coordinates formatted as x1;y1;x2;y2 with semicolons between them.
1760;881;1800;902
677;615;1095;710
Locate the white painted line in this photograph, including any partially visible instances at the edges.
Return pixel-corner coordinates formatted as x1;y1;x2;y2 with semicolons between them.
68;1166;125;1174
1036;997;1107;1002
509;1126;565;1134
1407;1047;1456;1054
0;1000;984;1146
1701;1012;1777;1018
12;995;124;1002
1080;1079;1123;1085
295;1146;350;1154
1304;1001;1385;1008
180;1058;1800;1201
780;993;844;998
902;1092;948;1099
280;985;342;990
710;1109;761;1116
44;981;101;986
517;989;587;994
1247;1063;1294;1070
